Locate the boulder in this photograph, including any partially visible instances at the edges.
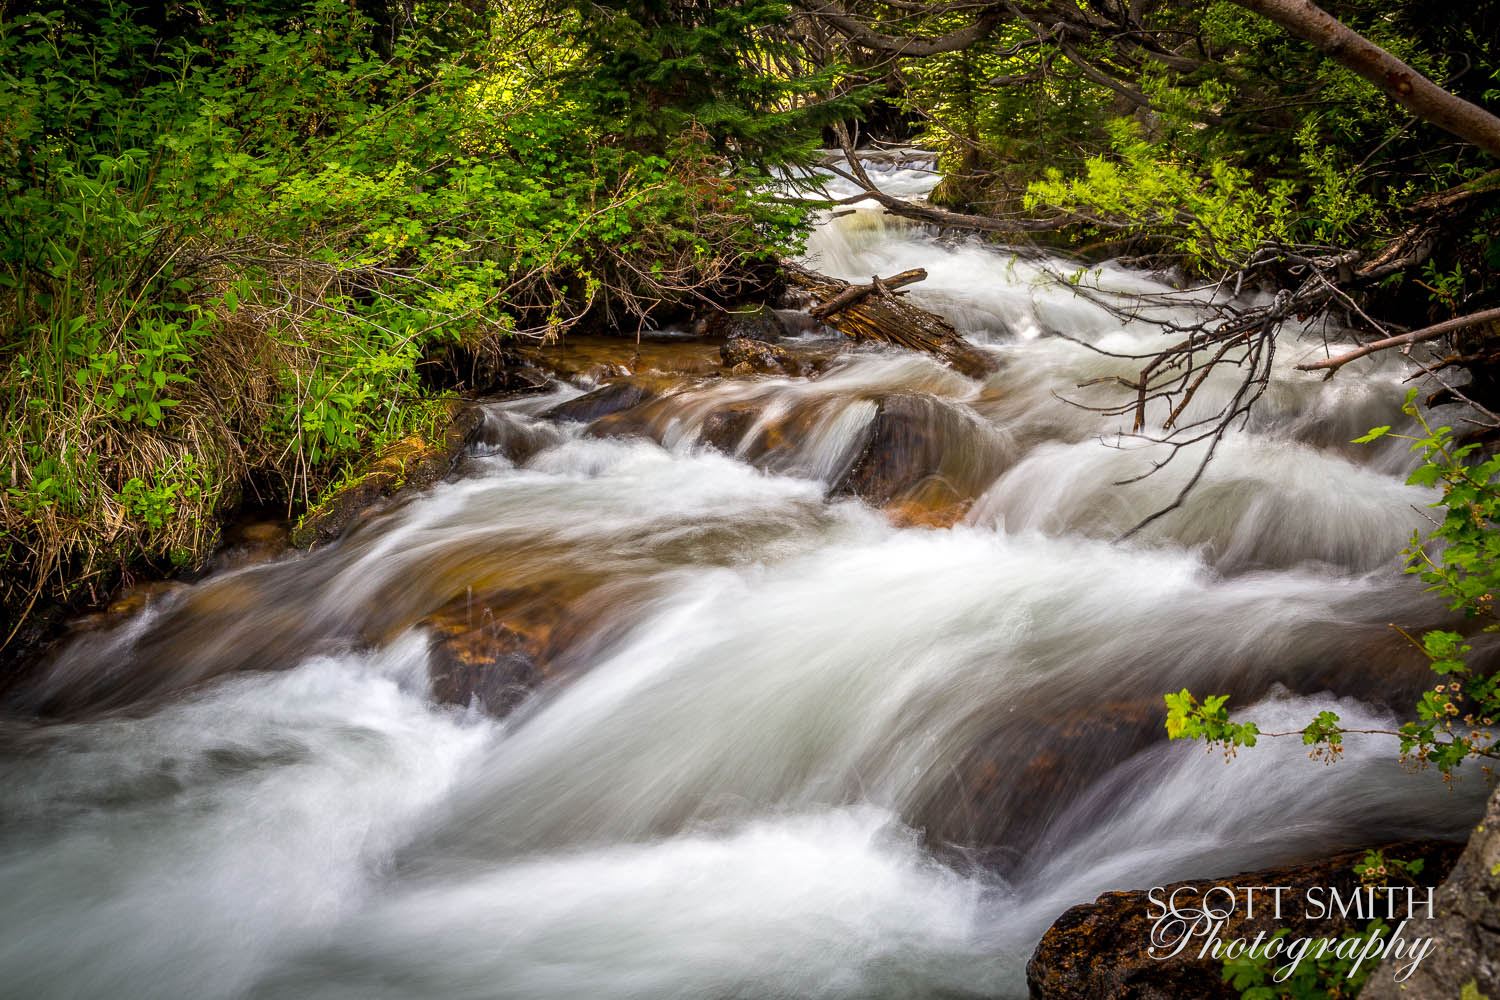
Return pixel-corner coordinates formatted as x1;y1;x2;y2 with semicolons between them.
1027;842;1461;1000
833;393;1007;506
914;700;1165;871
542;378;659;423
1363;786;1500;999
469;410;567;465
720;337;803;376
699;404;764;454
700;304;789;342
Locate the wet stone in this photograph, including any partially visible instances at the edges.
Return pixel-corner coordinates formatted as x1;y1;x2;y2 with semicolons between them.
699;404;764;454
884;476;972;529
833;393;1006;506
720;337;804;376
699;304;789;342
420;589;575;717
543;379;660;423
1027;842;1461;1000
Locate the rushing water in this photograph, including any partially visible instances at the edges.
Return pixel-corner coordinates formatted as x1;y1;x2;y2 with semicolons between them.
0;155;1488;999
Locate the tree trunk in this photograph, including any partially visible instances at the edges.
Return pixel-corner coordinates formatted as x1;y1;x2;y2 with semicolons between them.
1232;0;1500;157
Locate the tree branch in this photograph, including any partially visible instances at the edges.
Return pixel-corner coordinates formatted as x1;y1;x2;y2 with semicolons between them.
800;1;1004;56
1232;0;1500;157
1295;306;1500;374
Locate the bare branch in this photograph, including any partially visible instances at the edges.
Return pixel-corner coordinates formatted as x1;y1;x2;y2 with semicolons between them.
1295;306;1500;374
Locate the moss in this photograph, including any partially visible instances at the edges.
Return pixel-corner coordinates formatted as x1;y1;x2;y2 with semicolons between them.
290;399;480;549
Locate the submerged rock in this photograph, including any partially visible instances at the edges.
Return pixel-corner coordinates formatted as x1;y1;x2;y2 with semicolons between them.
883;475;972;529
915;699;1165;871
419;581;642;717
425;612;549;717
1027;842;1460;1000
833;393;1008;506
521;333;723;381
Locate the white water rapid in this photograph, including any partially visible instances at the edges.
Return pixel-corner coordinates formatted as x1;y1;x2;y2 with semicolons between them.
0;154;1487;999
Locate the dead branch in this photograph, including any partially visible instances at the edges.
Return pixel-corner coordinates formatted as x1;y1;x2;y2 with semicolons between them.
809;268;927;318
1295;306;1500;374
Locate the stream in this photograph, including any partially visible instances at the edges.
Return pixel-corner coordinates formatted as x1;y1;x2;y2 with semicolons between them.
0;154;1487;999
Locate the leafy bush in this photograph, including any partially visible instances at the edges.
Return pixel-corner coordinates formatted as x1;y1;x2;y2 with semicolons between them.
0;0;836;637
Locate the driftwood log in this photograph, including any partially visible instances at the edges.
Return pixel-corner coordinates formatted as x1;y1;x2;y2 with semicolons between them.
784;262;999;379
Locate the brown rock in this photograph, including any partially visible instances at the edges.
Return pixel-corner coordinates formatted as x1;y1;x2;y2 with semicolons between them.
916;700;1165;869
105;580;189;618
884;476;972;529
520;334;723;381
720;337;803;376
426;620;544;717
699;404;764;454
1027;842;1461;1000
833;393;1007;506
421;587;576;717
210;520;292;572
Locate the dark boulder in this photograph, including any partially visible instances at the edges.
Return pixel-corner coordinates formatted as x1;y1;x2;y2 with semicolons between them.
832;393;1008;506
915;700;1165;870
542;378;659;423
469;409;567;465
699;404;764;454
701;304;789;342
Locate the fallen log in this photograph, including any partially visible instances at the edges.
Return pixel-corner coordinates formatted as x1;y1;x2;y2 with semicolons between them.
784;262;999;379
809;268;928;320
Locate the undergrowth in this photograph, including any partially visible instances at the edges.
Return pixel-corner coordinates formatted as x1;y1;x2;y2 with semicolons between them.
0;0;838;645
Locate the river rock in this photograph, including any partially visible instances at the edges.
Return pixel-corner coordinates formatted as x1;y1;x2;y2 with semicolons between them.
883;475;972;528
1363;786;1500;999
209;519;292;572
543;378;659;423
1027;842;1461;1000
833;393;1007;506
422;589;567;716
700;304;789;342
469;409;568;465
699;403;764;454
915;699;1165;871
721;337;803;376
427;619;544;717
